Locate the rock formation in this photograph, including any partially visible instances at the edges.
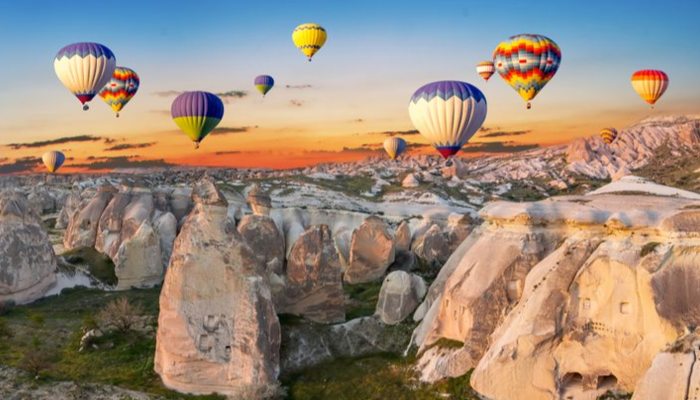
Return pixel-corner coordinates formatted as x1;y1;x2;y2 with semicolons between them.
237;215;285;277
376;271;425;325
345;216;396;284
0;191;57;305
402;173;420;188
279;225;344;323
64;182;118;249
413;224;450;267
247;184;272;216
394;220;411;252
115;221;163;290
155;177;280;398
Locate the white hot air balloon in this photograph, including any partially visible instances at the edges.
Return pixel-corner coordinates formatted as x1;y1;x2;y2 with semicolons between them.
42;151;66;173
408;81;487;159
54;42;116;110
383;137;407;160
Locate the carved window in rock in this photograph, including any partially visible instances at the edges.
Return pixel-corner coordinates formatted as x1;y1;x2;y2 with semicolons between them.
198;334;213;352
620;302;630;315
582;298;591;311
506;279;523;302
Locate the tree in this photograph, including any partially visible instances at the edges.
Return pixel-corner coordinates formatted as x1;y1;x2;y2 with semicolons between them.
96;297;145;334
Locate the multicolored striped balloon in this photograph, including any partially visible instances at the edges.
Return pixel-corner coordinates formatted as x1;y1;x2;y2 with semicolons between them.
493;34;561;109
631;70;669;109
600;128;618;145
54;43;116;110
383;137;407;160
42;151;66;173
99;67;140;117
171;91;224;149
408;81;487;159
476;61;495;82
254;75;275;97
292;23;327;61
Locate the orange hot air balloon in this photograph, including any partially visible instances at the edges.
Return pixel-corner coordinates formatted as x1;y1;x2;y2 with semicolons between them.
631;70;669;109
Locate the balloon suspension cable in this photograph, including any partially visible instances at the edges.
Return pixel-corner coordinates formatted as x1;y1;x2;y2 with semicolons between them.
83;104;89;111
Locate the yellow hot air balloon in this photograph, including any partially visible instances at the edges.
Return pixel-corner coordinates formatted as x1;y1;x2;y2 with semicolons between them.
42;151;66;173
599;128;618;145
292;23;327;61
383;137;407;160
631;70;669;109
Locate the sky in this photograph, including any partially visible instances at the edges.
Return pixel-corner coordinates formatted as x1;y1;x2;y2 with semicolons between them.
1;0;699;173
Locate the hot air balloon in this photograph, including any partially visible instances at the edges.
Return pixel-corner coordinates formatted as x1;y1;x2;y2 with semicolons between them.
600;128;618;145
408;81;487;159
254;75;275;97
493;34;561;109
292;23;327;61
42;151;65;173
476;61;495;82
631;70;669;109
99;67;140;117
171;91;224;149
54;43;116;111
383;137;407;160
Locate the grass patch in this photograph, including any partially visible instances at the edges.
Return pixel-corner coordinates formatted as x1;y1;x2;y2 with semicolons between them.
640;242;661;257
61;247;118;286
344;282;383;320
282;353;478;400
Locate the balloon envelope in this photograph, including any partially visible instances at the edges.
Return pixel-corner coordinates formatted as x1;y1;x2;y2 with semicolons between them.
631;70;669;107
292;23;327;61
99;67;140;116
383;137;407;160
42;151;66;173
408;81;487;159
54;43;116;110
171;91;224;148
254;75;275;96
493;34;561;108
600;128;618;145
476;61;495;81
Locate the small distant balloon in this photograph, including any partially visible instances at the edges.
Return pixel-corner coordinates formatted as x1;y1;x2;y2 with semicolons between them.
493;34;561;109
292;23;327;61
408;81;487;159
42;151;65;173
599;128;618;145
254;75;275;97
171;91;224;149
631;70;669;109
99;67;140;117
476;61;495;82
54;42;116;111
383;137;407;160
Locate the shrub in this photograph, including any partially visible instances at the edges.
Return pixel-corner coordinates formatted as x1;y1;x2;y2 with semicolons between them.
0;317;13;338
28;313;46;327
21;347;53;377
97;297;145;334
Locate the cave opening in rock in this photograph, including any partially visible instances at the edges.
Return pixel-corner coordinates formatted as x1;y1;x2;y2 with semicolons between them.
597;374;618;389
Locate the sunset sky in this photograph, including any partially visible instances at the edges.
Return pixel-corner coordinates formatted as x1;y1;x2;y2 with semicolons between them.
1;0;699;173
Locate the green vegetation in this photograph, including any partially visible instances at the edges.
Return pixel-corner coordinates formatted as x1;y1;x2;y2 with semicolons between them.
640;242;661;257
60;247;118;286
283;353;479;400
344;282;383;320
296;174;376;198
634;144;700;193
598;391;633;400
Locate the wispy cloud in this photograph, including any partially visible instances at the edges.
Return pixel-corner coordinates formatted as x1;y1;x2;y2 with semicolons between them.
462;141;539;153
289;99;304;107
151;90;182;97
72;156;172;170
380;130;419;137
210;126;251;136
151;90;248;101
214;150;242;155
6;135;102;150
479;130;531;138
285;84;313;90
0;157;40;174
105;142;156;151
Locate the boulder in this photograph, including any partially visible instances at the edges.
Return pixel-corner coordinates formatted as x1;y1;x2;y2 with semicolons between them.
247;184;272;216
402;174;420;188
394;220;412;252
279;225;344;323
115;220;163;290
413;224;450;267
376;271;425;325
237;215;285;276
445;213;473;253
155;177;280;398
345;216;396;284
0;191;57;305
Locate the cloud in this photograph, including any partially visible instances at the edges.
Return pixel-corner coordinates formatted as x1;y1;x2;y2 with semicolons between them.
480;130;531;138
151;90;182;97
210;126;251;136
214;150;242;155
71;156;172;170
103;138;117;144
462;141;539;153
150;109;172;116
6;135;102;150
105;142;156;151
0;157;40;174
0;158;8;163
381;130;420;137
151;90;248;100
285;84;313;90
354;119;364;123
290;99;304;107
